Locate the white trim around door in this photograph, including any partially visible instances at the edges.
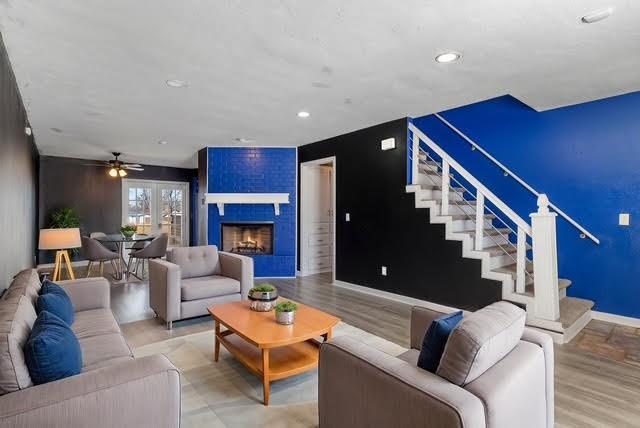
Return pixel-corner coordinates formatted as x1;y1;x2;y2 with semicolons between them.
300;156;336;281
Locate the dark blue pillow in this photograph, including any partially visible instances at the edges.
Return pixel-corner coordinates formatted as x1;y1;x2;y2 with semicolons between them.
37;280;74;325
24;310;82;385
417;311;464;373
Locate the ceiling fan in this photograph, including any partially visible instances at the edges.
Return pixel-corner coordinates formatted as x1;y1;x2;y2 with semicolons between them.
84;152;144;177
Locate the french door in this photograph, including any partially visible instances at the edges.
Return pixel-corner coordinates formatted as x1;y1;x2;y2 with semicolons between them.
122;179;189;247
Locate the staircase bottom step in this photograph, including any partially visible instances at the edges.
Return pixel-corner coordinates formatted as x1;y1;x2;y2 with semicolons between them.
524;297;594;344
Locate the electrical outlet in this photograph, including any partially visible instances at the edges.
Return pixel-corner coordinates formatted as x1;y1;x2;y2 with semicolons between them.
619;213;630;226
381;266;387;276
345;213;350;222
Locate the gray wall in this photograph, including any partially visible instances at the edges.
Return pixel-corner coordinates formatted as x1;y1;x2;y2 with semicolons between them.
38;155;197;263
0;34;39;290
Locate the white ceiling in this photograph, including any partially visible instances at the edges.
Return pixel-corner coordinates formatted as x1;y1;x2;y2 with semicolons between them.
1;1;639;168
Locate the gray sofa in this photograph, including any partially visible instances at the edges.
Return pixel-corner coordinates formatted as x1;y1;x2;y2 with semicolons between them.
319;302;554;428
0;269;180;428
149;245;253;329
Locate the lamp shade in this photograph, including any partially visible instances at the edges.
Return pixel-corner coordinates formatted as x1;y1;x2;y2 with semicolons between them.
38;228;81;250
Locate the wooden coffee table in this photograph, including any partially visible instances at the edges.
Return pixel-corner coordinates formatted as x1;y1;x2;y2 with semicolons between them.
208;299;340;405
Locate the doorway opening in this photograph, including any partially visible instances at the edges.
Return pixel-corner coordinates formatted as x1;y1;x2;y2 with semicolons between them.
300;157;336;280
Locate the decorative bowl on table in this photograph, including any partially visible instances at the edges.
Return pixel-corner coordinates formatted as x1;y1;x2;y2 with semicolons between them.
274;301;298;325
248;284;278;312
120;224;137;238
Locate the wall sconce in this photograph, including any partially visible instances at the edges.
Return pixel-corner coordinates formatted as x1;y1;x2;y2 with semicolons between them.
381;138;396;151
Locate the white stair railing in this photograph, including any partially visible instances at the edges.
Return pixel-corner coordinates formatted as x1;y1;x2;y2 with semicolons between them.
409;123;560;321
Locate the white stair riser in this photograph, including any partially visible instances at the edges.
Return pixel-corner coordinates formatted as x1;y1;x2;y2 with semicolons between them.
417;173;443;187
475;233;512;247
417;189;465;202
489;253;519;269
445;203;478;216
450;218;495;232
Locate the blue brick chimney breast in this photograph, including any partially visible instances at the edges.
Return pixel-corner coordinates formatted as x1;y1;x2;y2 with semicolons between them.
207;147;297;277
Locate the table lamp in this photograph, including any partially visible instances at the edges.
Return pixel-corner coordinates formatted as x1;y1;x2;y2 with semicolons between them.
39;228;81;281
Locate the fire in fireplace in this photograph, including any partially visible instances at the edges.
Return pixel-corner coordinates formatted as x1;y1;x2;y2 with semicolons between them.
221;222;274;255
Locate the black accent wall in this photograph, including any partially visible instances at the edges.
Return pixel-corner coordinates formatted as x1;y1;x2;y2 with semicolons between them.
38;156;197;263
298;118;501;310
0;35;39;290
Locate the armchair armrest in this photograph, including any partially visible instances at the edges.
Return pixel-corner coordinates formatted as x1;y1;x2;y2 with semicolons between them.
319;336;485;428
148;259;182;323
58;277;110;311
0;355;180;428
219;252;254;300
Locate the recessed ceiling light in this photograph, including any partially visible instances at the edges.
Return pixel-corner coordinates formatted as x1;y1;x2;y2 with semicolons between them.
581;8;613;24
165;79;188;88
158;140;168;145
235;138;255;144
435;52;461;64
297;111;310;118
24;126;32;136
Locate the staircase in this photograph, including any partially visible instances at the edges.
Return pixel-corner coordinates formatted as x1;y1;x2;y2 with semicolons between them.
407;122;594;343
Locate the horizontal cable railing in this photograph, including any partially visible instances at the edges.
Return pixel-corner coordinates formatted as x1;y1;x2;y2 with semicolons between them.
433;113;600;245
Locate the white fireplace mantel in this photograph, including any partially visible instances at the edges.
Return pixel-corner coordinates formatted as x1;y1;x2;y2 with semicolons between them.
205;193;290;216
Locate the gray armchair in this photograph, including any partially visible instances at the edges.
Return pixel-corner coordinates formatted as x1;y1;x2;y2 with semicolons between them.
148;245;253;329
319;303;554;428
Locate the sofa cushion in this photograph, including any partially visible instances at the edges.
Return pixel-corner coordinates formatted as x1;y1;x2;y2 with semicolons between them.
37;280;75;325
397;349;420;366
417;311;463;373
72;309;121;339
181;275;240;301
24;310;82;385
437;302;526;386
169;245;221;279
0;296;37;395
2;269;41;305
79;333;133;372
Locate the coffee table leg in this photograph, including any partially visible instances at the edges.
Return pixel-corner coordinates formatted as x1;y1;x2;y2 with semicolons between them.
323;328;333;342
262;348;270;406
214;321;220;362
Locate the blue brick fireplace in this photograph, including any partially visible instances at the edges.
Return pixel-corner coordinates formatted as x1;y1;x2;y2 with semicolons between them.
206;147;297;277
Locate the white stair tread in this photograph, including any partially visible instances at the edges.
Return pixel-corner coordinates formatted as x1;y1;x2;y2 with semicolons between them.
459;227;511;237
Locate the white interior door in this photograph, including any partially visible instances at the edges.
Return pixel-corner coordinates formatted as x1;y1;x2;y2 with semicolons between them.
122;180;189;247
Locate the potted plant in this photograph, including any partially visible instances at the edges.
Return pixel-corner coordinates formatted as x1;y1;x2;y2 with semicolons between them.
120;223;137;238
274;301;298;325
248;283;278;312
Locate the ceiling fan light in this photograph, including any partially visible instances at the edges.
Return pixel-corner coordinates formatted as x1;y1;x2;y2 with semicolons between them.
109;168;118;177
118;169;127;177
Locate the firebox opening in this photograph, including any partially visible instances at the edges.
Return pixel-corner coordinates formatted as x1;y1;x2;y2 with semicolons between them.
221;222;274;255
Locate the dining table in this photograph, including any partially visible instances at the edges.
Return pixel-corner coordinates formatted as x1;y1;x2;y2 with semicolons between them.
94;234;154;281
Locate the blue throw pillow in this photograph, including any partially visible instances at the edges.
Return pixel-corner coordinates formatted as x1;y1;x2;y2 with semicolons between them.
417;311;464;373
24;310;82;385
37;280;74;325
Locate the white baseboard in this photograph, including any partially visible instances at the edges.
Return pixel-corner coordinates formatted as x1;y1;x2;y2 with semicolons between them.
332;280;464;314
255;276;296;280
592;311;640;328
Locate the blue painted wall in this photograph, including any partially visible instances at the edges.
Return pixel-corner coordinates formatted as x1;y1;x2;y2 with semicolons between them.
413;92;640;318
207;147;297;277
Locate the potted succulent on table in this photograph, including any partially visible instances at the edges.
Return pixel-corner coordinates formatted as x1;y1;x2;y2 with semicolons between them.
248;283;279;312
120;224;137;238
274;301;298;325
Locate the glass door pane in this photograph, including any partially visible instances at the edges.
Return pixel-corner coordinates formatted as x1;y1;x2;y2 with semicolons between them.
160;187;185;246
126;186;152;234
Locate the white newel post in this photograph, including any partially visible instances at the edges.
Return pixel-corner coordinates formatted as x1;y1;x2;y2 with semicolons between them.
530;194;560;321
411;132;419;185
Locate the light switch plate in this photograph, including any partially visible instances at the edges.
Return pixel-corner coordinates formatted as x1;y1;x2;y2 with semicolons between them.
345;213;350;222
381;266;387;276
619;213;630;226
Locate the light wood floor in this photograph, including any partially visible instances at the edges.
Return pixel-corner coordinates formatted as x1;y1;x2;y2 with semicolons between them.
108;271;640;427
